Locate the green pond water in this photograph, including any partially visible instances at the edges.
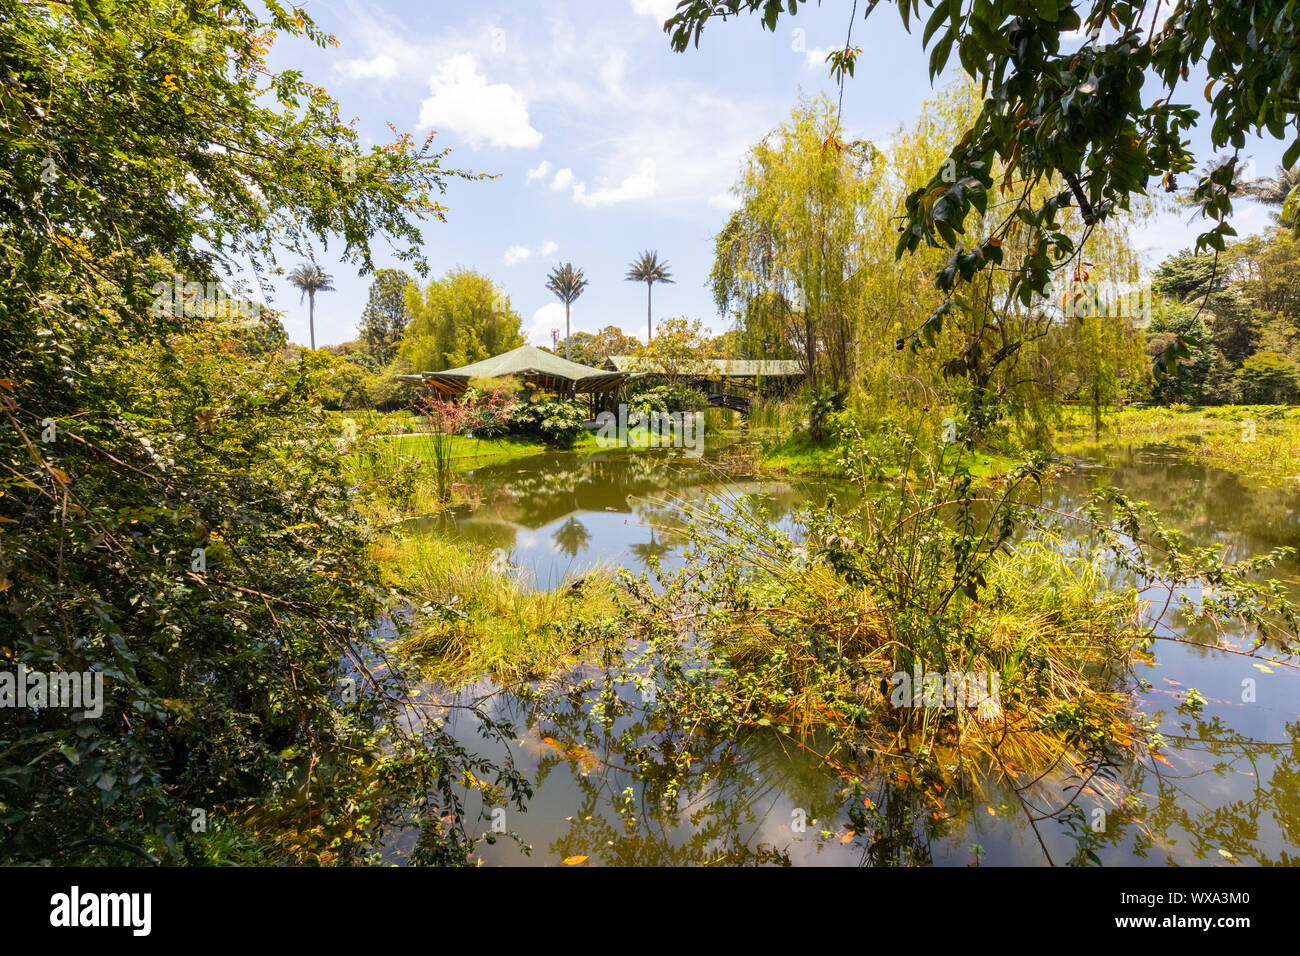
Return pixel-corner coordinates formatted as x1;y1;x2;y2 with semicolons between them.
387;437;1300;866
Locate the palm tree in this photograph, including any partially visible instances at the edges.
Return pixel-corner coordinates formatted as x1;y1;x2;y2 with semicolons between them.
545;262;588;361
287;261;335;350
1179;159;1300;226
1243;164;1299;224
625;250;673;342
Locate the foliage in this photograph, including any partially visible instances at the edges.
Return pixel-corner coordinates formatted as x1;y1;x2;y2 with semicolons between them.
1143;228;1300;405
358;269;416;366
400;268;524;372
508;399;588;448
1238;351;1300;404
412;384;517;501
312;350;372;410
555;326;642;367
713;96;872;419
627;383;709;417
633;316;716;378
615;414;1298;833
378;535;620;685
1054;404;1300;484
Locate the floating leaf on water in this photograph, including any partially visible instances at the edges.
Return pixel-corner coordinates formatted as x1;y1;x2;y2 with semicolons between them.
562;855;587;866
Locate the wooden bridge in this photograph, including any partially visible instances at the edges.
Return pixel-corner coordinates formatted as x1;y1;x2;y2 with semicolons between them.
601;356;803;418
707;391;751;414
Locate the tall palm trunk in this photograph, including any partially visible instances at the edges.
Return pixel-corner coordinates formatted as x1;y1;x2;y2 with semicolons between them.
308;291;316;350
565;303;571;360
646;283;652;341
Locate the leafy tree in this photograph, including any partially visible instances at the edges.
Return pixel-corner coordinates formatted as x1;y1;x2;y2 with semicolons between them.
556;325;641;366
287;261;335;350
1244;165;1300;225
1146;303;1216;404
366;354;418;411
0;0;517;864
635;317;716;378
358;268;415;365
625;251;674;342
401;268;524;371
545;262;589;361
1238;351;1300;403
1152;249;1231;305
313;350;372;409
713;97;872;434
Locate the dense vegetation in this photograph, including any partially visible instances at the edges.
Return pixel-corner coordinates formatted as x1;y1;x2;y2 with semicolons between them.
0;0;527;864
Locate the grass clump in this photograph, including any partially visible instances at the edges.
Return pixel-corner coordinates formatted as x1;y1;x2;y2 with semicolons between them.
376;533;622;685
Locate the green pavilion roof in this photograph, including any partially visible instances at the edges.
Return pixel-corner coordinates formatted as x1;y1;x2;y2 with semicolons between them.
397;344;625;395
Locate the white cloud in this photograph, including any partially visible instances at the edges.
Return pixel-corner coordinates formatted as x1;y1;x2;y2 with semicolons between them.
572;159;658;207
332;8;768;213
503;240;561;266
600;50;628;94
550;167;574;191
335;54;398;81
708;191;741;212
526;302;569;346
503;245;533;266
804;46;832;72
630;0;678;21
417;54;542;149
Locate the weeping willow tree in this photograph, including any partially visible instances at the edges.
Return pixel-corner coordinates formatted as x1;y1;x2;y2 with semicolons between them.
840;83;1156;448
712;96;874;436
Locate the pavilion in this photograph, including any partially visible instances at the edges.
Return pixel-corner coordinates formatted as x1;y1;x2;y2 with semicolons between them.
396;344;626;399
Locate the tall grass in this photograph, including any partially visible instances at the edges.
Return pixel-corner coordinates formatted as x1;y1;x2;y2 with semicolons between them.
749;396;804;432
376;534;621;685
1056;404;1300;482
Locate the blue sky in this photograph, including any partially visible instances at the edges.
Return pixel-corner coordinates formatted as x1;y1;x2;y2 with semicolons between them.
260;0;1287;350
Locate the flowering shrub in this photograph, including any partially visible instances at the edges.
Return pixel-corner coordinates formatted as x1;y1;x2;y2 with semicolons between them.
508;398;588;447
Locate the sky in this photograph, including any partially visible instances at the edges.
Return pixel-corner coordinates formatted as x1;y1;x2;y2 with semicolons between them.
258;0;1288;351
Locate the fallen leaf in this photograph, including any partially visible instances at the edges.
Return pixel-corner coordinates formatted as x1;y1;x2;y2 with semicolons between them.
561;855;587;866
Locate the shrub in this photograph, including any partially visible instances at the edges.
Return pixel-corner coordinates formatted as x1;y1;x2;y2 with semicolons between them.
508;398;588;447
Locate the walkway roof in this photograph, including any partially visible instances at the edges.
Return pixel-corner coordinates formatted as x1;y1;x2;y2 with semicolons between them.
602;355;804;377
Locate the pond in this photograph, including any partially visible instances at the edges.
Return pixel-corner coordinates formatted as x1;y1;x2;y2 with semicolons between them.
387;437;1300;866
